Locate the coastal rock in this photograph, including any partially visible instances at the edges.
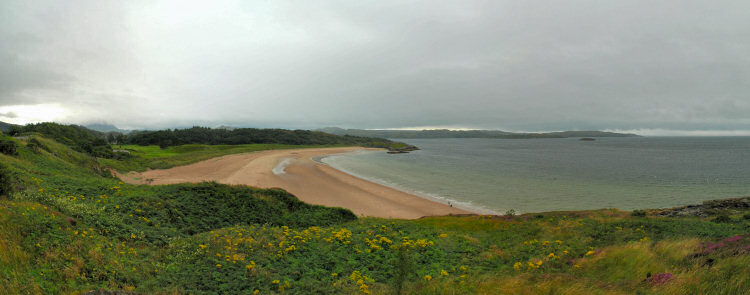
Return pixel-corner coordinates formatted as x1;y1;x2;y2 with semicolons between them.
387;145;420;154
651;197;750;217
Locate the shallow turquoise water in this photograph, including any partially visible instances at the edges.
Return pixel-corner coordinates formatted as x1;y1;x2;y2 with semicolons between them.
321;137;750;214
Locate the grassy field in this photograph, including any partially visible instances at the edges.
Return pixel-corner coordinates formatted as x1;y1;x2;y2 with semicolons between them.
1;134;748;294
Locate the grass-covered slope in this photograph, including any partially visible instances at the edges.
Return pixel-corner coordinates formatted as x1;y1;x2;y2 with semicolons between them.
10;122;116;158
1;134;748;294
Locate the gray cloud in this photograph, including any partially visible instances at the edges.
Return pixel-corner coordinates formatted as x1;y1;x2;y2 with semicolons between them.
0;111;18;118
1;0;749;132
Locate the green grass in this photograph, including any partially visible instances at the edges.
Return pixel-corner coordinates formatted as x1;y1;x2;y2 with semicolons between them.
1;134;749;294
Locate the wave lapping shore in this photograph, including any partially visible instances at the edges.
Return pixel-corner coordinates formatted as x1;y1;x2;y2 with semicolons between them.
119;147;469;219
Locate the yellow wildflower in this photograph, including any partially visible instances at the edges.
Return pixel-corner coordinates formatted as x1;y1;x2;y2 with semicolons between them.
424;275;432;281
513;262;522;270
441;269;449;276
585;250;595;256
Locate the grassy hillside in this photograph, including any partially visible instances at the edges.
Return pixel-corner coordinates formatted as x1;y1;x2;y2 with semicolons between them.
9;122;116;158
1;134;748;294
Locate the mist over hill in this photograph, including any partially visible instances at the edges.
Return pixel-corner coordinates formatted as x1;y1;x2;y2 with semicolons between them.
85;123;131;134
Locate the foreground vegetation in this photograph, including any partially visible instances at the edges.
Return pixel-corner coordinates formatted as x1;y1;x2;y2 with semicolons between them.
1;133;748;294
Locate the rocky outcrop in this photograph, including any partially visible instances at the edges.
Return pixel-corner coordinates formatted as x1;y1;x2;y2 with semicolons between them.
651;197;750;217
387;145;420;154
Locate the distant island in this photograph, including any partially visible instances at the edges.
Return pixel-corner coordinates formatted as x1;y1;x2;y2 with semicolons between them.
316;127;639;139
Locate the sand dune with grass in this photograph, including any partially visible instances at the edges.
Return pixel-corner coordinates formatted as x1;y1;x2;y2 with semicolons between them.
119;147;470;219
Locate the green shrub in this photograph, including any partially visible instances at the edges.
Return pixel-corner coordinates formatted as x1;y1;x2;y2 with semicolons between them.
743;213;750;220
26;137;49;153
0;138;17;155
631;210;647;217
712;215;732;223
0;162;14;197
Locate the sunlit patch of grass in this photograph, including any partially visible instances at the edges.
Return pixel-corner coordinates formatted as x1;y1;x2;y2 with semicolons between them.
652;238;701;267
577;242;669;283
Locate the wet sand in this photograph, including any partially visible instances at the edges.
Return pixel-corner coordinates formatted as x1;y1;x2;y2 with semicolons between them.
118;147;470;219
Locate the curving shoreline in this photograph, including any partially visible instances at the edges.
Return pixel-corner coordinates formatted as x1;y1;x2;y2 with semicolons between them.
118;147;471;219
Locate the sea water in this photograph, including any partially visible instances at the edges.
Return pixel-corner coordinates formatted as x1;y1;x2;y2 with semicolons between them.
320;137;750;214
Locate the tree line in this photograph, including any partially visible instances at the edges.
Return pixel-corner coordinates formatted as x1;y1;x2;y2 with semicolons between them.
124;126;400;149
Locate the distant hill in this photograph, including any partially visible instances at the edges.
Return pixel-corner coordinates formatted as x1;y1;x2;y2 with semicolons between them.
316;127;639;139
0;121;20;133
215;125;237;131
85;123;130;134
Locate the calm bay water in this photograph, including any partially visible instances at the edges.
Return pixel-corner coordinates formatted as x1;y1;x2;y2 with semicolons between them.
321;137;750;214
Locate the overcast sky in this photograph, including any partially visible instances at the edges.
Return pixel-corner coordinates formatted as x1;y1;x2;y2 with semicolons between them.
1;0;749;134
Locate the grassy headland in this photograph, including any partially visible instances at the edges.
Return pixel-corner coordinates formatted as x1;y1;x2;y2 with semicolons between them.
1;131;748;294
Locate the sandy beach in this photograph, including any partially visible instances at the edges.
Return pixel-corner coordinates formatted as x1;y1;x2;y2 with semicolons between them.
118;147;470;219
